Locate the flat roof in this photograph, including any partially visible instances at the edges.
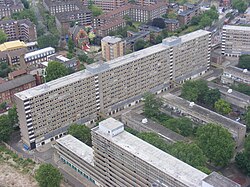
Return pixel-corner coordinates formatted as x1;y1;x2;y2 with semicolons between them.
99;117;124;131
93;119;208;187
24;47;55;59
102;36;122;44
208;82;250;104
223;25;250;31
162;93;246;136
56;135;94;166
0;40;26;51
122;111;186;143
14;70;93;100
225;66;250;77
203;172;241;187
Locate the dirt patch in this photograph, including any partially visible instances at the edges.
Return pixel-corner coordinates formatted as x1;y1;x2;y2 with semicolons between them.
0;163;38;187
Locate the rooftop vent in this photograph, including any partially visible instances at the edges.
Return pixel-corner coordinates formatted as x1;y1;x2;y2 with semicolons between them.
243;69;248;73
142;118;148;124
228;89;232;93
189;102;195;107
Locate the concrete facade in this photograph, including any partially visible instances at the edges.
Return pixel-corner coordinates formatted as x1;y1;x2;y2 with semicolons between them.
14;30;211;149
222;25;250;57
221;66;250;85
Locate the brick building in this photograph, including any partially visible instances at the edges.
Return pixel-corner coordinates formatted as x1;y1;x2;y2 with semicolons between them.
178;6;200;25
0;75;36;105
0;0;24;19
0;19;37;42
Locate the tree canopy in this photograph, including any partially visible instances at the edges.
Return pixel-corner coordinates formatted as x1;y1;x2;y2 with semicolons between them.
8;106;18;126
181;80;221;109
232;0;248;13
89;5;103;17
235;135;250;175
238;54;250;70
37;34;59;49
152;18;166;29
45;61;69;82
143;92;163;118
231;83;250;96
68;38;75;53
12;9;37;24
35;163;62;187
134;39;147;51
0;62;12;78
196;124;235;166
68;124;92;146
0;30;7;44
21;0;29;9
244;107;250;130
214;99;232;115
0;115;13;142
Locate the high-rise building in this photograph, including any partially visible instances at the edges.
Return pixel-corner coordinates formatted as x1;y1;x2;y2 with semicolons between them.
14;30;211;149
222;25;250;57
54;118;241;187
101;36;125;61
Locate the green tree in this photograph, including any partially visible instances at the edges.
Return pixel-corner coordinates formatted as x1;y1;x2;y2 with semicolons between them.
162;117;194;137
8;106;18;126
78;53;89;62
0;62;12;78
12;9;37;24
143;92;163;118
238;54;250;70
196;124;235;166
191;16;201;26
35;163;62;187
232;0;248;13
45;61;69;82
199;15;212;28
167;12;177;19
21;0;29;9
245;107;250;130
68;124;92;146
0;102;7;110
152;18;166;29
203;88;221;108
0;115;13;142
181;80;208;102
231;83;250;96
214;99;232;115
68;38;74;53
170;142;206;168
134;39;147;51
0;30;7;44
89;5;102;17
235;136;250;175
37;34;59;48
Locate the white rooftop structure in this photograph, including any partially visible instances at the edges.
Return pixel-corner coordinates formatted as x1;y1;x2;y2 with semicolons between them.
101;36;122;44
95;118;208;187
223;25;250;31
56;55;70;62
24;47;55;59
56;135;94;166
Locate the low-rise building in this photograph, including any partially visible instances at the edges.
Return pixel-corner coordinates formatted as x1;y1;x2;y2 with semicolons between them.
0;75;36;105
138;24;163;35
222;25;250;57
24;47;55;66
8;69;27;80
178;6;200;26
162;93;246;146
208;82;250;110
221;66;250;85
55;9;92;34
47;54;78;71
164;18;180;32
125;31;150;52
0;0;24;19
0;40;28;66
0;19;37;42
121;110;186;143
101;36;125;61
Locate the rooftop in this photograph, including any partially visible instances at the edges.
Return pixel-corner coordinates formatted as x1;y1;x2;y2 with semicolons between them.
93;118;208;187
14;70;92;100
223;25;250;31
122;111;186;143
0;75;35;93
224;66;250;77
0;40;26;51
101;36;122;44
0;19;33;26
56;135;94;166
203;172;241;187
24;47;55;59
162;93;246;137
55;9;91;22
207;82;250;104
